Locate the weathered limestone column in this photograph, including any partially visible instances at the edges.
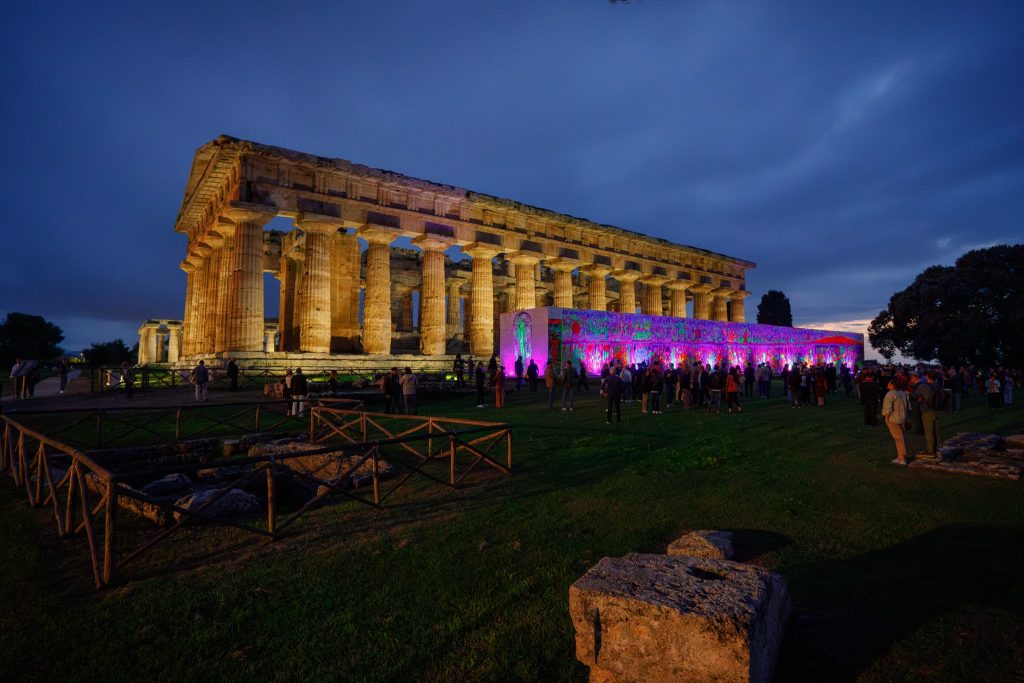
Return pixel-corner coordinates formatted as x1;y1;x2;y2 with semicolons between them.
223;203;275;352
137;326;152;364
508;251;540;310
640;275;667;316
330;231;361;352
582;264;610;311
548;258;578;309
193;245;214;354
689;284;714;320
729;290;751;323
295;215;339;353
413;234;454;355
400;289;415;332
291;253;305;347
209;229;234;354
149;330;161;363
667;282;689;318
167;323;182;363
180;259;197;357
463;243;500;358
264;324;277;352
358;225;400;354
277;257;297;352
612;270;640;314
711;287;732;322
446;280;465;339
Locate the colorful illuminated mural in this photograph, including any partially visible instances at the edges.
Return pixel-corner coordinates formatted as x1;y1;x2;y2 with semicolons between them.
499;307;864;374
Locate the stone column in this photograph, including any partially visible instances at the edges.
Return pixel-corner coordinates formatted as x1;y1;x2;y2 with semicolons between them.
667;282;689;318
582;264;610;311
413;234;454;355
291;253;305;347
193;246;213;354
612;270;641;314
400;289;415;332
548;258;578;309
153;332;165;362
463;243;500;358
223;203;275;352
180;260;196;357
640;276;667;316
729;290;751;323
167;324;182;363
277;258;297;352
330;231;361;352
209;229;234;354
446;280;464;339
264;325;277;352
508;251;540;310
711;287;731;322
358;225;399;354
689;284;714;320
137;326;151;364
295;215;339;353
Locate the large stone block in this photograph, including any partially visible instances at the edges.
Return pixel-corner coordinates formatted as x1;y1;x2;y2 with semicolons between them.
569;553;790;683
667;530;734;560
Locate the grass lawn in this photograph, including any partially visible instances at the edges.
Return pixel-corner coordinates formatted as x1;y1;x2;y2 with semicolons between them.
1;385;1023;682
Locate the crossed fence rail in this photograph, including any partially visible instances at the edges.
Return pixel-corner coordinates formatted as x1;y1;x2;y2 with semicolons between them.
0;401;511;588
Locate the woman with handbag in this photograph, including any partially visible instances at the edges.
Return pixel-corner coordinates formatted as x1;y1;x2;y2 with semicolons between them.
881;378;911;465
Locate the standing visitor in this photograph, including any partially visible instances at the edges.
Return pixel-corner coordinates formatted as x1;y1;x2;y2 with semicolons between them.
120;361;134;399
400;367;418;414
882;379;911;465
290;368;308;417
282;368;293;405
58;358;69;394
707;366;724;414
912;371;942;457
840;364;853;397
382;368;398;414
1004;373;1015;405
647;363;663;415
858;371;878;425
488;354;498;388
192;360;210;402
544;361;556;409
494;364;506;408
453;353;465;389
663;364;676;408
561;360;576;411
475;362;487;408
743;362;755;399
227;358;239;391
788;366;802;408
527;358;539;392
813;370;827;406
577;360;589;392
514;356;524;392
605;368;623;423
945;367;962;412
986;373;1001;408
725;368;742;413
327;370;339;397
621;364;633;403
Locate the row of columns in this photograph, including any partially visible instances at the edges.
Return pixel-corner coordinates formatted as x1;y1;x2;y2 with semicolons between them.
138;324;182;364
181;203;750;361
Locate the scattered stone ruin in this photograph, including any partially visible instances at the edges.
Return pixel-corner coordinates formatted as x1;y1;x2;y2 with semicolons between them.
908;432;1024;480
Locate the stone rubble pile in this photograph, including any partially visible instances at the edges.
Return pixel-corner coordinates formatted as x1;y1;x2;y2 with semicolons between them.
909;432;1023;481
570;530;790;683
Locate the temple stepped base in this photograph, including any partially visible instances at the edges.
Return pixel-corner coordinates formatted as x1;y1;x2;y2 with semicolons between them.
161;353;466;374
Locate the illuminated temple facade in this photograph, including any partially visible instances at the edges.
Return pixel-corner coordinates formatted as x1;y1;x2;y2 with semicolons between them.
500;308;864;374
144;135;850;369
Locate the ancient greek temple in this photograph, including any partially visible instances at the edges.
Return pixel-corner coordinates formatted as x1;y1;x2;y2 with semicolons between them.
159;135;758;368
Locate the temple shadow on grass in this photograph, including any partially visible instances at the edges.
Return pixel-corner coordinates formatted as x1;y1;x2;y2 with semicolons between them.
774;523;1024;682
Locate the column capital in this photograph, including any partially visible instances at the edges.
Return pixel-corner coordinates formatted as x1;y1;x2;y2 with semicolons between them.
665;280;690;291
507;251;541;267
412;233;455;252
546;257;579;272
710;286;733;296
462;242;502;260
688;283;714;295
180;259;196;273
581;263;611;276
193;242;213;258
730;289;752;300
295;212;343;234
223;201;276;225
611;269;641;282
205;233;225;248
640;274;668;286
358;224;401;245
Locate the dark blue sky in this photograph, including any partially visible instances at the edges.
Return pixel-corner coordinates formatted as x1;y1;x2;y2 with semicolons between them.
2;1;1022;356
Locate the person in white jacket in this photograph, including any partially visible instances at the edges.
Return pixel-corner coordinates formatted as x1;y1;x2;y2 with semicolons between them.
881;378;911;465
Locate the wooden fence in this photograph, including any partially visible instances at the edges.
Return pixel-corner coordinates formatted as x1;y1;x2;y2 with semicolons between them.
0;402;510;588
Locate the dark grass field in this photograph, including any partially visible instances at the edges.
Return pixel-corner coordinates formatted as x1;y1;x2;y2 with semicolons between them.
1;384;1022;682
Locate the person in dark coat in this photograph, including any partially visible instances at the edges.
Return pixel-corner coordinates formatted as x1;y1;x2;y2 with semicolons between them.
788;365;802;408
290;367;309;416
514;356;524;392
475;362;487;408
526;359;539;392
227;358;239;391
453;354;465;389
577;361;589;392
743;362;755;399
859;371;879;425
605;368;623;423
488;355;498;388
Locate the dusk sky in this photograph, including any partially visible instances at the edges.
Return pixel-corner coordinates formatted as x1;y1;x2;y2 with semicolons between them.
2;1;1021;357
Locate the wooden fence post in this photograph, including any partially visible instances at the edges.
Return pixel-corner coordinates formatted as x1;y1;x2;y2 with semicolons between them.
266;463;276;537
103;480;117;585
255;403;262;432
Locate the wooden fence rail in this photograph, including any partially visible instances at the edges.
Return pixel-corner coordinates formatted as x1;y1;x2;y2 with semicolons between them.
0;403;509;589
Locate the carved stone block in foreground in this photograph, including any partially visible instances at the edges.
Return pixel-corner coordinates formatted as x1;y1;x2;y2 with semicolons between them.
667;530;735;559
569;554;790;683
